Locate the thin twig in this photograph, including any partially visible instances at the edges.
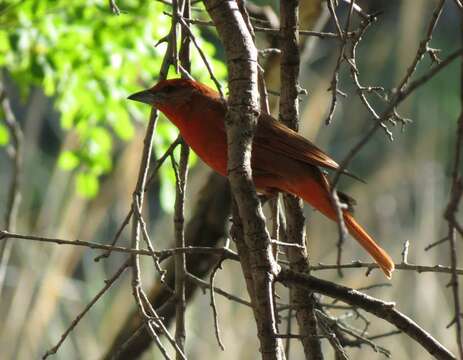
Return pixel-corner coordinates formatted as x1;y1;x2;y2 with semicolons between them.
108;0;120;15
173;15;349;39
326;1;360;277
140;288;187;359
332;46;463;189
94;209;133;261
424;236;449;251
177;16;224;98
316;309;391;357
173;138;190;357
146;136;182;188
309;261;463;275
133;201;166;280
255;26;350;39
0;230;240;261
186;272;252;307
42;259;131;359
209;257;226;350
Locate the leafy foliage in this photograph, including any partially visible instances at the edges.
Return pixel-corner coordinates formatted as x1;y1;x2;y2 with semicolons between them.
0;0;226;209
0;123;8;146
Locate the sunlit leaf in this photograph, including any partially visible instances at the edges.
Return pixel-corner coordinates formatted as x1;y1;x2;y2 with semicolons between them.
0;0;227;204
76;171;99;198
0;124;9;146
58;150;80;170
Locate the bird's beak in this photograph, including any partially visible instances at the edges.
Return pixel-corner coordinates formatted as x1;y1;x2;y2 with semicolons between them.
127;89;158;105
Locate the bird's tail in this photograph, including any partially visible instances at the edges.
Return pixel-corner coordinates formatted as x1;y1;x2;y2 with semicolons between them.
290;174;395;278
343;212;395;278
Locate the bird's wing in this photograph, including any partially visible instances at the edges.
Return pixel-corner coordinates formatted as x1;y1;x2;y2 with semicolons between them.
254;113;340;171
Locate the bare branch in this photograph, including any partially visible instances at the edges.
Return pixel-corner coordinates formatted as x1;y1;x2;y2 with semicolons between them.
173;2;192;353
204;0;284;358
108;0;120;15
278;269;456;360
0;229;240;261
309;261;463;276
333;46;463;188
209;257;226;350
0;81;23;295
186;272;252;307
279;0;324;358
43;259;131;359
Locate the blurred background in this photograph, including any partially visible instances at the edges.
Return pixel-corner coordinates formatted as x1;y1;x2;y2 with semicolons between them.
0;0;461;359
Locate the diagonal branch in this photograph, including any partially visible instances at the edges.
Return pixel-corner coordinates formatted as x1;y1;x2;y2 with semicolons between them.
277;269;456;360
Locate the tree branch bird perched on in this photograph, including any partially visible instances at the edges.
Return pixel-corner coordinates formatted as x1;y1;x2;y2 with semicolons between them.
128;78;395;278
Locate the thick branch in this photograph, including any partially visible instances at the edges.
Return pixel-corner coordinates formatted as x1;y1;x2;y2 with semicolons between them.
204;0;284;358
279;0;323;358
278;269;456;360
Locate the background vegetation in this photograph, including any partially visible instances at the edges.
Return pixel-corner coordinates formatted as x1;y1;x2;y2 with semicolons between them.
0;0;461;359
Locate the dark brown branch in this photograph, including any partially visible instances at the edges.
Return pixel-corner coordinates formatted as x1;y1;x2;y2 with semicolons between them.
279;0;323;358
316;309;390;357
0;229;239;261
309;261;463;275
277;269;456;360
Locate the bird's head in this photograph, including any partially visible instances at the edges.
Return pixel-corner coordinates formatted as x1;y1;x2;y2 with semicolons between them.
128;78;220;110
129;78;224;128
128;78;194;107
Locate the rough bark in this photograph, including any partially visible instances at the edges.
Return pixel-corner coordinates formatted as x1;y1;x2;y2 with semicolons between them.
279;1;323;359
203;0;284;358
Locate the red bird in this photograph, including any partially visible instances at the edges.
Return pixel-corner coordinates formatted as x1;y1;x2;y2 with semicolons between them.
129;78;395;278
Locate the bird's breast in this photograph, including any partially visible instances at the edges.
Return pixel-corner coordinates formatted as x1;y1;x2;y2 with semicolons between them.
174;115;228;177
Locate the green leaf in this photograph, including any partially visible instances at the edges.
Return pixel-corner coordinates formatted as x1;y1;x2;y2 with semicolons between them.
0;0;227;199
0;124;9;146
58;150;80;170
76;172;99;198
